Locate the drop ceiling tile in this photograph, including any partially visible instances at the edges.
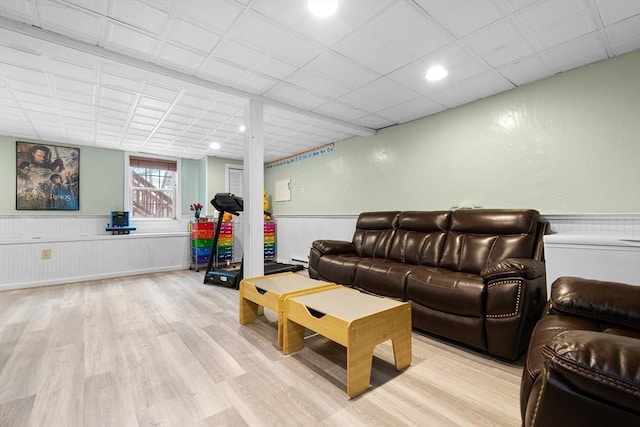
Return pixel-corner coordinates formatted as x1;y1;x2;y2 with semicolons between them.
231;12;290;52
138;96;171;110
2;79;47;95
377;97;444;123
357;77;420;110
143;83;179;101
214;39;265;69
606;15;640;55
597;0;640;25
104;21;158;58
48;58;95;81
257;57;297;80
109;0;169;34
234;73;278;95
197;57;250;85
0;1;33;21
51;75;95;95
274;35;324;67
544;32;608;73
99;98;131;112
533;12;598;50
135;106;165;119
351;114;397;129
0;44;44;69
164;19;221;54
179;0;243;34
518;0;588;31
131;115;159;126
101;87;135;103
482;38;535;67
398;19;456;60
286;69;350;98
57;89;94;104
460;71;514;99
497;56;551;86
157;43;207;73
429;85;480;109
415;0;506;38
264;83;328;110
38;0;102;43
333;30;410;75
463;17;521;55
2;64;49;85
313;100;369;121
101;71;143;92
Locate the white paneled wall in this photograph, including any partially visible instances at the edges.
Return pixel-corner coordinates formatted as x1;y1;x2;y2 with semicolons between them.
0;215;192;290
272;215;358;265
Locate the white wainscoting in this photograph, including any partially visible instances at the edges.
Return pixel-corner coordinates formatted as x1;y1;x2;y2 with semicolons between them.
272;213;640;274
2;213;638;291
0;215;192;291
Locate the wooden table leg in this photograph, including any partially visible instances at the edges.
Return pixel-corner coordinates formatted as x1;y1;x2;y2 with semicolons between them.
346;343;375;398
391;329;412;370
239;296;259;325
283;318;305;354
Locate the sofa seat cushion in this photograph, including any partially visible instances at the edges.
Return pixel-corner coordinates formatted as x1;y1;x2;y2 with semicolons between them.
353;259;414;299
316;254;363;285
406;268;485;317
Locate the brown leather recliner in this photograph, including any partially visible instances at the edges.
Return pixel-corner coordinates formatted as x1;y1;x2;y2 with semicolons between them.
520;277;640;427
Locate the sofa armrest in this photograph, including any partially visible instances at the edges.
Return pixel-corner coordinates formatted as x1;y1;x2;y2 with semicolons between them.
481;258;546;282
550;277;640;330
543;330;640;415
311;239;355;256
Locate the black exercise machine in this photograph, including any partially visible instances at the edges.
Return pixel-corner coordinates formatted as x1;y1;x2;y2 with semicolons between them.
203;193;303;288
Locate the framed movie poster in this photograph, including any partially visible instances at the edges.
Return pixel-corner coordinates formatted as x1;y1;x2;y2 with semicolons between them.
16;142;80;210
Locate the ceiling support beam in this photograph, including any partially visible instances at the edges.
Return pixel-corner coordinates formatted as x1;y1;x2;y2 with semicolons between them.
243;99;265;279
0;16;376;138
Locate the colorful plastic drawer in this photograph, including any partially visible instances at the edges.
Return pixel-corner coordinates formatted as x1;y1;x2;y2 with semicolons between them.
192;238;213;248
191;229;213;239
191;255;209;264
192;247;212;256
191;221;214;230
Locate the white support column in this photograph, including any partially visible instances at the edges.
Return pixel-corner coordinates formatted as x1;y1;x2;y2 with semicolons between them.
243;99;265;279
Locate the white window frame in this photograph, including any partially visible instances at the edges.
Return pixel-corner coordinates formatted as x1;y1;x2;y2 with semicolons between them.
124;152;181;221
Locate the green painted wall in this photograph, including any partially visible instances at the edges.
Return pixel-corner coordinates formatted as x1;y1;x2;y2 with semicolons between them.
265;50;640;215
206;156;243;214
1;136;124;214
1;135;202;217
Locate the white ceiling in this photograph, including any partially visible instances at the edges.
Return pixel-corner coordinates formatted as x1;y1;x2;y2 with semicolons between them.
0;0;638;162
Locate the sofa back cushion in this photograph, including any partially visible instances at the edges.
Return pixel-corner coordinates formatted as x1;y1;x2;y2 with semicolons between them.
439;209;540;274
352;211;399;258
388;211;451;266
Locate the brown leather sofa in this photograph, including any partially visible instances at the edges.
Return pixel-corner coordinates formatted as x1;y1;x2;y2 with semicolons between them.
309;209;549;360
520;277;640;427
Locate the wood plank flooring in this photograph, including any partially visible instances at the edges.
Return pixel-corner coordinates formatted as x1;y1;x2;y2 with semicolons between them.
0;270;524;426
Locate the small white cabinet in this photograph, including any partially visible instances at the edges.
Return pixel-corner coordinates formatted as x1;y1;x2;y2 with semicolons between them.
544;234;640;295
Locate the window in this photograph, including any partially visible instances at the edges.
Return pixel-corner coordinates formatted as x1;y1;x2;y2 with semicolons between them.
126;154;179;219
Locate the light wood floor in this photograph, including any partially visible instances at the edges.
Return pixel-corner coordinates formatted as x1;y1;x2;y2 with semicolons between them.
0;270;524;427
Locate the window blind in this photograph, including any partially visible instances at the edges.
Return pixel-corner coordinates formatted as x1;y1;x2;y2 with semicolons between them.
129;156;177;171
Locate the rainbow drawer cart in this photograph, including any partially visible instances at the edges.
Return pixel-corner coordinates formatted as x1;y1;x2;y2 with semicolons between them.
190;221;233;271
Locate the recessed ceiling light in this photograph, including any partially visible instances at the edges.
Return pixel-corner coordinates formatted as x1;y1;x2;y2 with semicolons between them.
308;0;339;17
425;65;448;82
238;125;246;132
209;142;221;150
